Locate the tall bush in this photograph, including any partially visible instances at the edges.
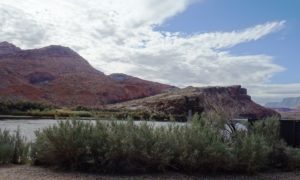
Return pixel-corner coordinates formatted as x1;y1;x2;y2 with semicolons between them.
0;128;29;164
30;116;298;174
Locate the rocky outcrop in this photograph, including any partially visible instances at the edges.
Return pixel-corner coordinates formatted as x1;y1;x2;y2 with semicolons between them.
0;42;21;55
0;42;174;107
108;85;280;120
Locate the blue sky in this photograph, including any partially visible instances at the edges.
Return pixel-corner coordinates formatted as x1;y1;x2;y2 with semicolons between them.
157;0;300;84
0;0;299;103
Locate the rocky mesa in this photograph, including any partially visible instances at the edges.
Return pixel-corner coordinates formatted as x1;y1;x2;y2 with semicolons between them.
108;85;280;120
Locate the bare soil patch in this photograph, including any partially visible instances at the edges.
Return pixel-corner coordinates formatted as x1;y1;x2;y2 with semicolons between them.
1;165;300;180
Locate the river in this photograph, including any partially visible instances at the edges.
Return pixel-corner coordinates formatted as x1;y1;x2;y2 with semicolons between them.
0;119;186;141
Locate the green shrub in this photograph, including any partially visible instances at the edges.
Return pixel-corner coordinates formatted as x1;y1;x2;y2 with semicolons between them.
286;148;300;170
26;109;93;118
31;117;232;173
171;115;231;172
31;120;94;169
73;106;90;111
30;115;299;174
0;130;14;164
231;131;271;173
247;117;292;170
0;100;54;114
0;128;29;165
250;117;280;145
92;121;173;173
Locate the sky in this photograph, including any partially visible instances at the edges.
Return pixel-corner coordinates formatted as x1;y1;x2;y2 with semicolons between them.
0;0;299;104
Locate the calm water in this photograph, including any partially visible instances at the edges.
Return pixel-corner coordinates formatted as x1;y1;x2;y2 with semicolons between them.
0;119;246;141
0;119;185;141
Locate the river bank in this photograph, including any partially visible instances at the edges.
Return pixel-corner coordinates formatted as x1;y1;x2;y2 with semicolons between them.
0;115;96;120
0;119;186;141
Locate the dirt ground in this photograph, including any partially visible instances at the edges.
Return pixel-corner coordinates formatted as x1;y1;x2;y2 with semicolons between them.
1;165;300;180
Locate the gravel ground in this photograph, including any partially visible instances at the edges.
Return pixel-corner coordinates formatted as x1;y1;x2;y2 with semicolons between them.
1;165;300;180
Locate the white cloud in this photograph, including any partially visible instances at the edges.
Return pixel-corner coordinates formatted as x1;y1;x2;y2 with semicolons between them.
0;0;297;104
248;84;300;105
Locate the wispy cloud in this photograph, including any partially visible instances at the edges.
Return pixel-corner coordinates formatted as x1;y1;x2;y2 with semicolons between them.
0;0;295;103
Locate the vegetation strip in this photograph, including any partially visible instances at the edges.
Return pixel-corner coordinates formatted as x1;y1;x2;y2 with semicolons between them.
1;114;300;174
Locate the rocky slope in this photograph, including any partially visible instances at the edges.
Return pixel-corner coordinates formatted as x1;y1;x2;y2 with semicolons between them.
271;107;300;120
266;97;300;109
109;73;177;99
0;42;174;107
108;85;280;120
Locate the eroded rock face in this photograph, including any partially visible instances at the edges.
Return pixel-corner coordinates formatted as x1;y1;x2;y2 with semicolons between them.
108;85;280;120
26;72;55;85
0;42;175;107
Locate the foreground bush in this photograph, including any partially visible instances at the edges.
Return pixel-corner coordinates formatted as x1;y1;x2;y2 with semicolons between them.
0;129;29;165
30;116;300;174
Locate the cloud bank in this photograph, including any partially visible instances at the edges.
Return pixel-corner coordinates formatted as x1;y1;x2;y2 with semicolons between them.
0;0;298;103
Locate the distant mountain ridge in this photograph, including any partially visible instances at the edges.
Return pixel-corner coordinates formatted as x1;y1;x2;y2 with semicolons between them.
0;41;279;119
265;97;300;109
0;42;175;107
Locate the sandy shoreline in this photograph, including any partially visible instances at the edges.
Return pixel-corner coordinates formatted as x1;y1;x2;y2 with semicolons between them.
1;165;300;180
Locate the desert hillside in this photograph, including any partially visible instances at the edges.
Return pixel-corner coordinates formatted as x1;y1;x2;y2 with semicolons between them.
0;42;175;107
